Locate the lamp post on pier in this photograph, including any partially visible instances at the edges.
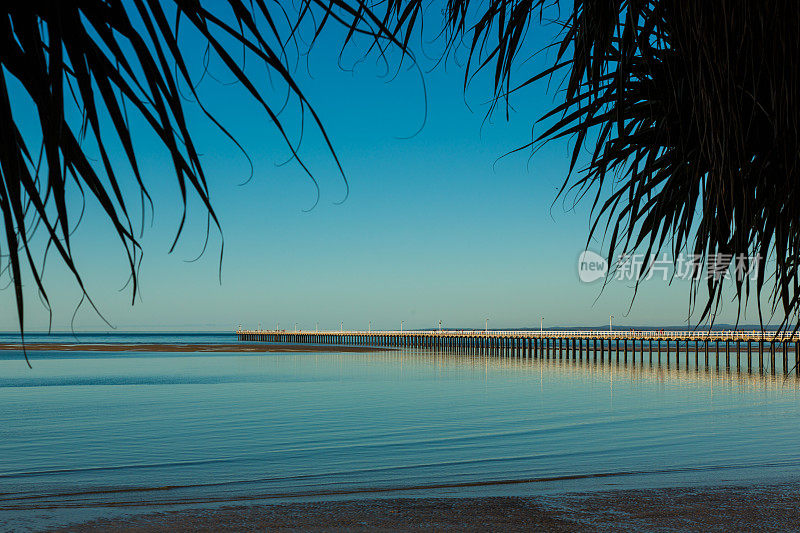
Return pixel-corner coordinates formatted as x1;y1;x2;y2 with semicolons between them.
485;317;489;333
610;315;614;332
400;320;404;332
540;317;544;332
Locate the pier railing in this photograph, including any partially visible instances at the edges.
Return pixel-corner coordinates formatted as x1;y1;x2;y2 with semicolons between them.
237;328;797;341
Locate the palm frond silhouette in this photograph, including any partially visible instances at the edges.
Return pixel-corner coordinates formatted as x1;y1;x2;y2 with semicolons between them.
1;1;360;363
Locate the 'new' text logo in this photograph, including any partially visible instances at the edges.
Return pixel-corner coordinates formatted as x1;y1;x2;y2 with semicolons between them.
577;250;607;283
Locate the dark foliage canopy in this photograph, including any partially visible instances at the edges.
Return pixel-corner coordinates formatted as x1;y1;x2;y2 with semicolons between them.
2;0;798;361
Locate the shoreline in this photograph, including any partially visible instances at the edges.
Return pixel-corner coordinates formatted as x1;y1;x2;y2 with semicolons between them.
55;482;800;531
0;343;391;353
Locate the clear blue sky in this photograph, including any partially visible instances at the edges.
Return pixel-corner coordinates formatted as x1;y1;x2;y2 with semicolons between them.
0;5;774;332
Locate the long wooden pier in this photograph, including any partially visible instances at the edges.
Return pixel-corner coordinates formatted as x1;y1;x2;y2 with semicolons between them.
237;328;800;374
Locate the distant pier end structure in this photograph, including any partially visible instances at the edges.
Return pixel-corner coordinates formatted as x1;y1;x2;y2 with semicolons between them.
237;328;800;374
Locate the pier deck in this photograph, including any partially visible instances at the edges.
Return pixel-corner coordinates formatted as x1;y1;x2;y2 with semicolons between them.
237;329;800;374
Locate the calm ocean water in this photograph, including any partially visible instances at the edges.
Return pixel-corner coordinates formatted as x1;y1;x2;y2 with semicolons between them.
2;333;800;530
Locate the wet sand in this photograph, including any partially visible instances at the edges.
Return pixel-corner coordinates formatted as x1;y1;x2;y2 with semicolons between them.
58;483;800;532
0;343;389;353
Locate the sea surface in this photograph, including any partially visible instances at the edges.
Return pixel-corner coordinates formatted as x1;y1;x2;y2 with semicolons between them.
1;332;800;530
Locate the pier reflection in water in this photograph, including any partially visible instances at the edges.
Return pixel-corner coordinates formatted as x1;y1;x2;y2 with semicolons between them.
345;347;800;392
